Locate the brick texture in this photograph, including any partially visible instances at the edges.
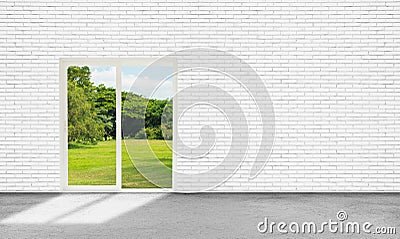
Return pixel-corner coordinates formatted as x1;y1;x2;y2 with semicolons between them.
0;0;399;191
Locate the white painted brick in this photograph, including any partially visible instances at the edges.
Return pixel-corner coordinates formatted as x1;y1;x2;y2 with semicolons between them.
0;0;399;191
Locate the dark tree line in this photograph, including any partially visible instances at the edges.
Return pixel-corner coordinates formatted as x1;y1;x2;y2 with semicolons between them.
68;66;172;144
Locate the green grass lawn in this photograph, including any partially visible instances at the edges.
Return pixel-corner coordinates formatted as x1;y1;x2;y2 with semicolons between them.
122;139;172;188
68;139;172;188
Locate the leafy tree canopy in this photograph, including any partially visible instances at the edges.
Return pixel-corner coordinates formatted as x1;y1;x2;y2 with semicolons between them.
68;66;173;144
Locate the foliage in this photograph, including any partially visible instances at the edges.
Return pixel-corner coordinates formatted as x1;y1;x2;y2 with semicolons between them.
67;78;104;144
68;66;91;84
122;92;146;138
145;99;169;128
134;128;146;139
122;92;173;140
68;66;173;143
145;127;163;140
161;100;173;140
95;84;116;140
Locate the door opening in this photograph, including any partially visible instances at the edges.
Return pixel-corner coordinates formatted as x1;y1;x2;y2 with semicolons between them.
60;59;175;191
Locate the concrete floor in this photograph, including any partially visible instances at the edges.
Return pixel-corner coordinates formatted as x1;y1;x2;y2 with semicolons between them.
0;193;399;238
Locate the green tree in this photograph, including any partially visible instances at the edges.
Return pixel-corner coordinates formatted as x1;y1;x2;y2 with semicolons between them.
68;66;93;94
121;92;147;138
68;80;104;143
67;65;174;142
95;84;116;140
121;94;173;140
145;99;168;128
161;99;173;140
67;66;104;144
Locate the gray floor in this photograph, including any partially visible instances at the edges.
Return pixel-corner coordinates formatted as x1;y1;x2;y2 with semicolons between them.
0;193;399;238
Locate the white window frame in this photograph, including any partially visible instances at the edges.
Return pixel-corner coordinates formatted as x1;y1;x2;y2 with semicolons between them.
59;58;177;192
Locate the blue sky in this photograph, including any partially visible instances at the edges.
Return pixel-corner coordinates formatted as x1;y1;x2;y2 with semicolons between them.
89;66;174;100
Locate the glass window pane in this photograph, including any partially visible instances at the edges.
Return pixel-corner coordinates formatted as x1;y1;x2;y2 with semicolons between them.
121;65;174;188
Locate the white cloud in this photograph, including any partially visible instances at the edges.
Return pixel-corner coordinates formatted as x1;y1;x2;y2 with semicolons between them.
122;72;173;99
121;73;138;92
90;67;116;88
88;66;173;99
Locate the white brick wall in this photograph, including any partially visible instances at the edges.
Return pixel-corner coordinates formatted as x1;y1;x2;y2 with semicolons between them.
1;0;399;191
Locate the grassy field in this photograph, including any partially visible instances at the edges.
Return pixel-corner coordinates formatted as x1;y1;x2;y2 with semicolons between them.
68;139;172;188
122;139;172;188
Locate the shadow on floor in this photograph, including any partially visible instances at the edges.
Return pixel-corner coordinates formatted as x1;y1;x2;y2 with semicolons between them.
0;193;399;238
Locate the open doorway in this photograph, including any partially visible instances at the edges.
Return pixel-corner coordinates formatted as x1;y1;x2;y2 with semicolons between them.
60;59;175;191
